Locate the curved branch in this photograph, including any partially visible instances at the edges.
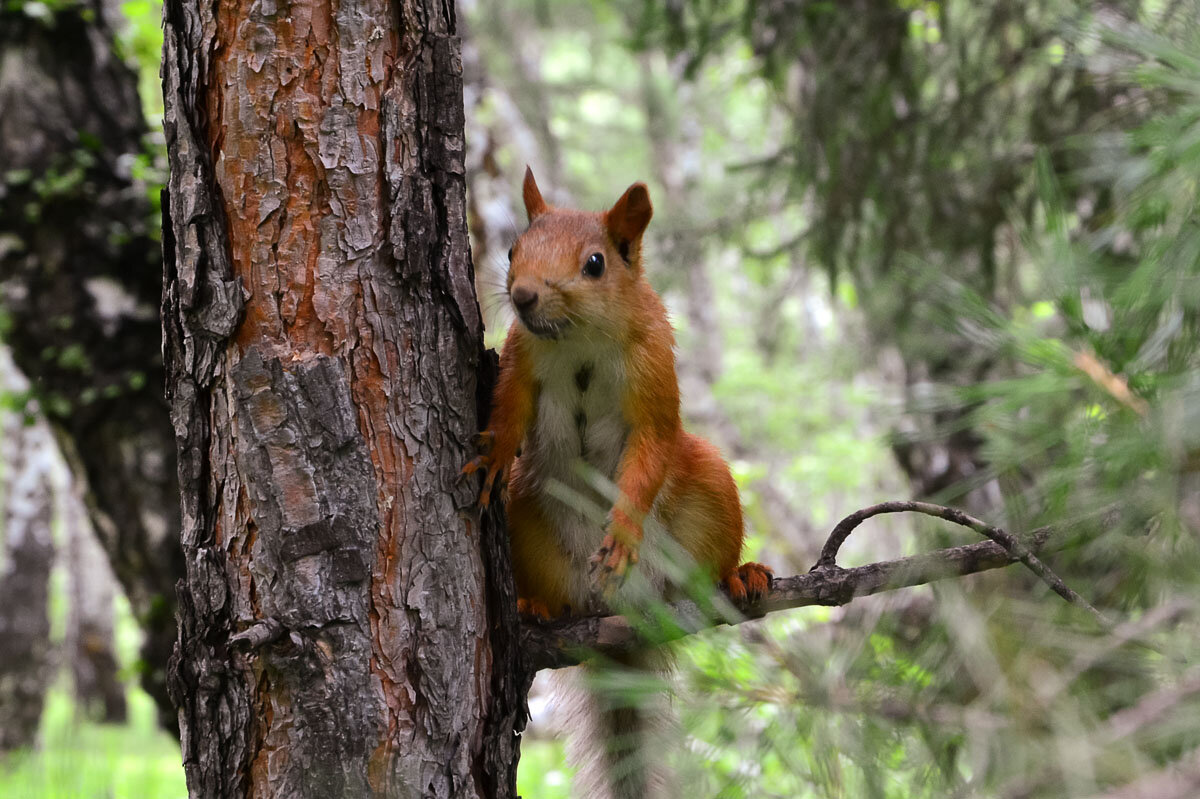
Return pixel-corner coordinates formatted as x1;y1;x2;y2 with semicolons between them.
521;525;1053;672
814;501;1109;627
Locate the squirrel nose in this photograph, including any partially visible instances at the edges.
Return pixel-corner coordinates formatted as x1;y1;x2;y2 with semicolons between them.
511;285;539;312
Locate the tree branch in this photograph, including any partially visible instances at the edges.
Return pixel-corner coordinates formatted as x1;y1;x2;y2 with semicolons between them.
814;501;1111;628
521;521;1054;672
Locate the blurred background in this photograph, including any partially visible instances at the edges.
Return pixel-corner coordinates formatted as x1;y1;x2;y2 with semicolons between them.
2;0;1199;796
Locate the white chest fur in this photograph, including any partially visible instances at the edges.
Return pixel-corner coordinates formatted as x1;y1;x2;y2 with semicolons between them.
521;334;629;564
526;336;627;480
518;331;683;612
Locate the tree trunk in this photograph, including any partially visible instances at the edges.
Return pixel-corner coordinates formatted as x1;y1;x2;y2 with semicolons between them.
0;1;182;727
161;0;525;794
0;369;55;752
64;483;127;724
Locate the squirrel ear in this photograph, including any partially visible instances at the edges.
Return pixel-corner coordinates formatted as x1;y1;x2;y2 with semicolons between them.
605;182;653;257
522;166;548;221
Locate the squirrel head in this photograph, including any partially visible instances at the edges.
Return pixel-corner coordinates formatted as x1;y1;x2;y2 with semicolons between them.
506;167;653;340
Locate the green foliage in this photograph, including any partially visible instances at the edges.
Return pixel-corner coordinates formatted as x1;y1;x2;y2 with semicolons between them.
517;740;573;799
955;21;1200;580
10;0;1198;795
3;0;83;23
473;1;1200;797
666;11;1200;798
117;0;165;122
0;688;187;799
0;563;184;798
0;458;184;797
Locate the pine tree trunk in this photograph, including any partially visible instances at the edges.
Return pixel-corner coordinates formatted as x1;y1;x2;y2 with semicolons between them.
0;372;55;752
161;0;525;794
0;2;181;727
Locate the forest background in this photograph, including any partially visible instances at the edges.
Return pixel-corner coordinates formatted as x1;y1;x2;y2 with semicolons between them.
1;0;1198;797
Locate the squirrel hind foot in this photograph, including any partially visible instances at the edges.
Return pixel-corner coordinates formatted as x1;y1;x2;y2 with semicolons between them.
723;561;773;604
517;597;556;620
460;452;508;507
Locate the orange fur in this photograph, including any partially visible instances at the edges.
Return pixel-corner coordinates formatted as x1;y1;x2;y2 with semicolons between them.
465;169;770;615
506;472;573;616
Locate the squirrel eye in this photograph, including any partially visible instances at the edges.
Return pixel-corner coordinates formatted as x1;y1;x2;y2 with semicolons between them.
583;252;605;278
507;246;513;262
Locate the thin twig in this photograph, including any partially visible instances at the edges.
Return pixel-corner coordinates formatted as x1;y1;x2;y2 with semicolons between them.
1100;668;1200;745
1080;745;1200;799
999;672;1200;799
812;501;1111;629
1040;599;1193;703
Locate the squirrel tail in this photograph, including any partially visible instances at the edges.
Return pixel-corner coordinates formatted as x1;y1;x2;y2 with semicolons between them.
553;650;678;799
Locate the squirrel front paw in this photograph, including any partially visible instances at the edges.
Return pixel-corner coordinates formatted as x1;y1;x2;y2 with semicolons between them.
588;516;642;596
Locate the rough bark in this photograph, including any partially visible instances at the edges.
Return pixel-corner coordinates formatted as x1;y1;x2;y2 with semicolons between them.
0;2;181;726
64;482;127;723
0;382;56;752
161;0;524;794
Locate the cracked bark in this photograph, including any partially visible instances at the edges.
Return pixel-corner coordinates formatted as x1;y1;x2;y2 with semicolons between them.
161;0;523;795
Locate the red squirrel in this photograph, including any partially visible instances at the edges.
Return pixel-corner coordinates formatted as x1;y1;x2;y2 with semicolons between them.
465;168;770;617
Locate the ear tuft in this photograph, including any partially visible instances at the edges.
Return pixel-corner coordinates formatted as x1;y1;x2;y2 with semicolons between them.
606;182;653;255
522;166;548;222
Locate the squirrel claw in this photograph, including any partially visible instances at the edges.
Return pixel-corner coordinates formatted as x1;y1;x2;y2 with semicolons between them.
461;454;490;477
479;465;504;507
589;534;639;595
461;452;505;507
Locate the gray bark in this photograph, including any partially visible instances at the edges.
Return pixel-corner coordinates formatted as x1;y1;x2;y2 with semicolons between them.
161;0;525;794
0;1;181;727
0;379;55;752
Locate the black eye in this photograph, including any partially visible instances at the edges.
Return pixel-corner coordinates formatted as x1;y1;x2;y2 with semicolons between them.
507;246;513;262
583;252;605;278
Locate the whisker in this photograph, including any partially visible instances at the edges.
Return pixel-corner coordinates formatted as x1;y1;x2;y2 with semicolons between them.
563;308;618;348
